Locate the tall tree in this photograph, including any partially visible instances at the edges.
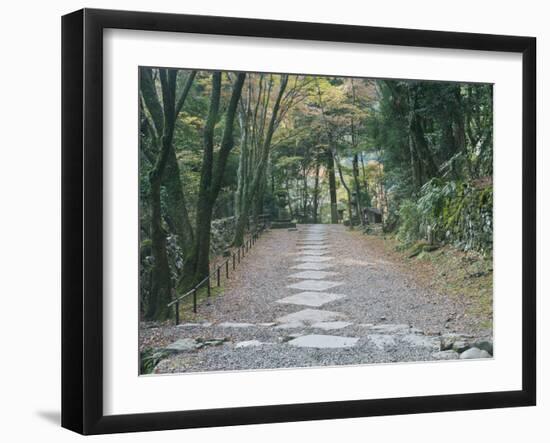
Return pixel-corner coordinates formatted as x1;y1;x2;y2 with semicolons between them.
140;69;195;320
233;74;289;245
185;71;246;284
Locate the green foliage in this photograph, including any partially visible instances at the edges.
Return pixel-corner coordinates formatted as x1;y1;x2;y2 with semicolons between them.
396;178;492;254
370;78;493;254
140;348;171;374
138;66;494;321
396;200;423;246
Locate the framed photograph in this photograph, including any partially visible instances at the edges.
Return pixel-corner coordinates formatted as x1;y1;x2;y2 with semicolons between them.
62;8;536;435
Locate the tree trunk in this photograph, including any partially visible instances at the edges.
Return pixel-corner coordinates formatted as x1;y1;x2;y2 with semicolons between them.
233;75;288;245
140;68;196;320
312;160;320;223
162;148;194;252
327;148;338;223
146;69;178;321
302;166;309;222
360;151;370;202
334;151;353;228
189;72;246;285
352;153;363;225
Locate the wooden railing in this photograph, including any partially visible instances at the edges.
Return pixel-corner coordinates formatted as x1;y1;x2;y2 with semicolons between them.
167;223;268;324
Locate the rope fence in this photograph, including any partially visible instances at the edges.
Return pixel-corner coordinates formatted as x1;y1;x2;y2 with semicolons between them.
167;221;269;324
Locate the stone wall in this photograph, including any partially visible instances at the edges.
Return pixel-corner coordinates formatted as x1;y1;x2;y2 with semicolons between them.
210;216;236;255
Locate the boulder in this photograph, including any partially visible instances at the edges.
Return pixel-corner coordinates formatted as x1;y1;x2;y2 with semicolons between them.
459;347;492;359
474;340;493;355
439;333;474;351
164;338;198;353
432;350;460;360
452;340;472;353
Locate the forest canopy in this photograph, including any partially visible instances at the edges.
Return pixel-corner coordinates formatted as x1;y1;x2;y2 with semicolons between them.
139;67;493;321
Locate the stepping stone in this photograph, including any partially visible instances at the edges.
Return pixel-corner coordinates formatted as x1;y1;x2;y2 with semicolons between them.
277;308;344;324
217;322;255;328
288;270;339;280
196;338;227;348
276;291;346;307
312;321;352;330
400;334;440;349
368;334;396;350
280;333;304;342
176;322;212;328
165;338;198;353
299;245;329;250
295;256;333;262
292;262;334;270
459;347;492;359
287;334;359;349
300;236;328;241
296;250;328;256
432;350;460;360
287;280;342;291
368;324;411;334
274;322;303;329
235;340;263;348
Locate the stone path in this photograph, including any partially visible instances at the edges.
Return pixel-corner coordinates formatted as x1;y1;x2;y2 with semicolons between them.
140;224;493;374
279;225;358;349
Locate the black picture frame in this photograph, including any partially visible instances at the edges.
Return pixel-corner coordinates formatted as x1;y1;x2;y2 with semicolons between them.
61;8;536;435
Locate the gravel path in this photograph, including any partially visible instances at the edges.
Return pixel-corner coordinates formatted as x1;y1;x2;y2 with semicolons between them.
140;224;492;374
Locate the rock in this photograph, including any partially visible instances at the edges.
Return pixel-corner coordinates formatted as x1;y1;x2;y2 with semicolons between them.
401;334;440;349
440;333;474;351
277;308;345;325
202;338;226;346
274;322;304;330
459;347;492;359
474;340;493;355
217;322;255;328
276;291;346;308
311;321;353;330
235;340;263;348
209;217;237;255
432;350;460;360
440;334;457;351
164;338;198;353
368;334;396;349
369;324;410;334
292;262;334;270
287;334;359;349
280;333;303;342
294;256;333;263
287;279;342;291
452;340;472;353
177;322;212;328
288;270;339;280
